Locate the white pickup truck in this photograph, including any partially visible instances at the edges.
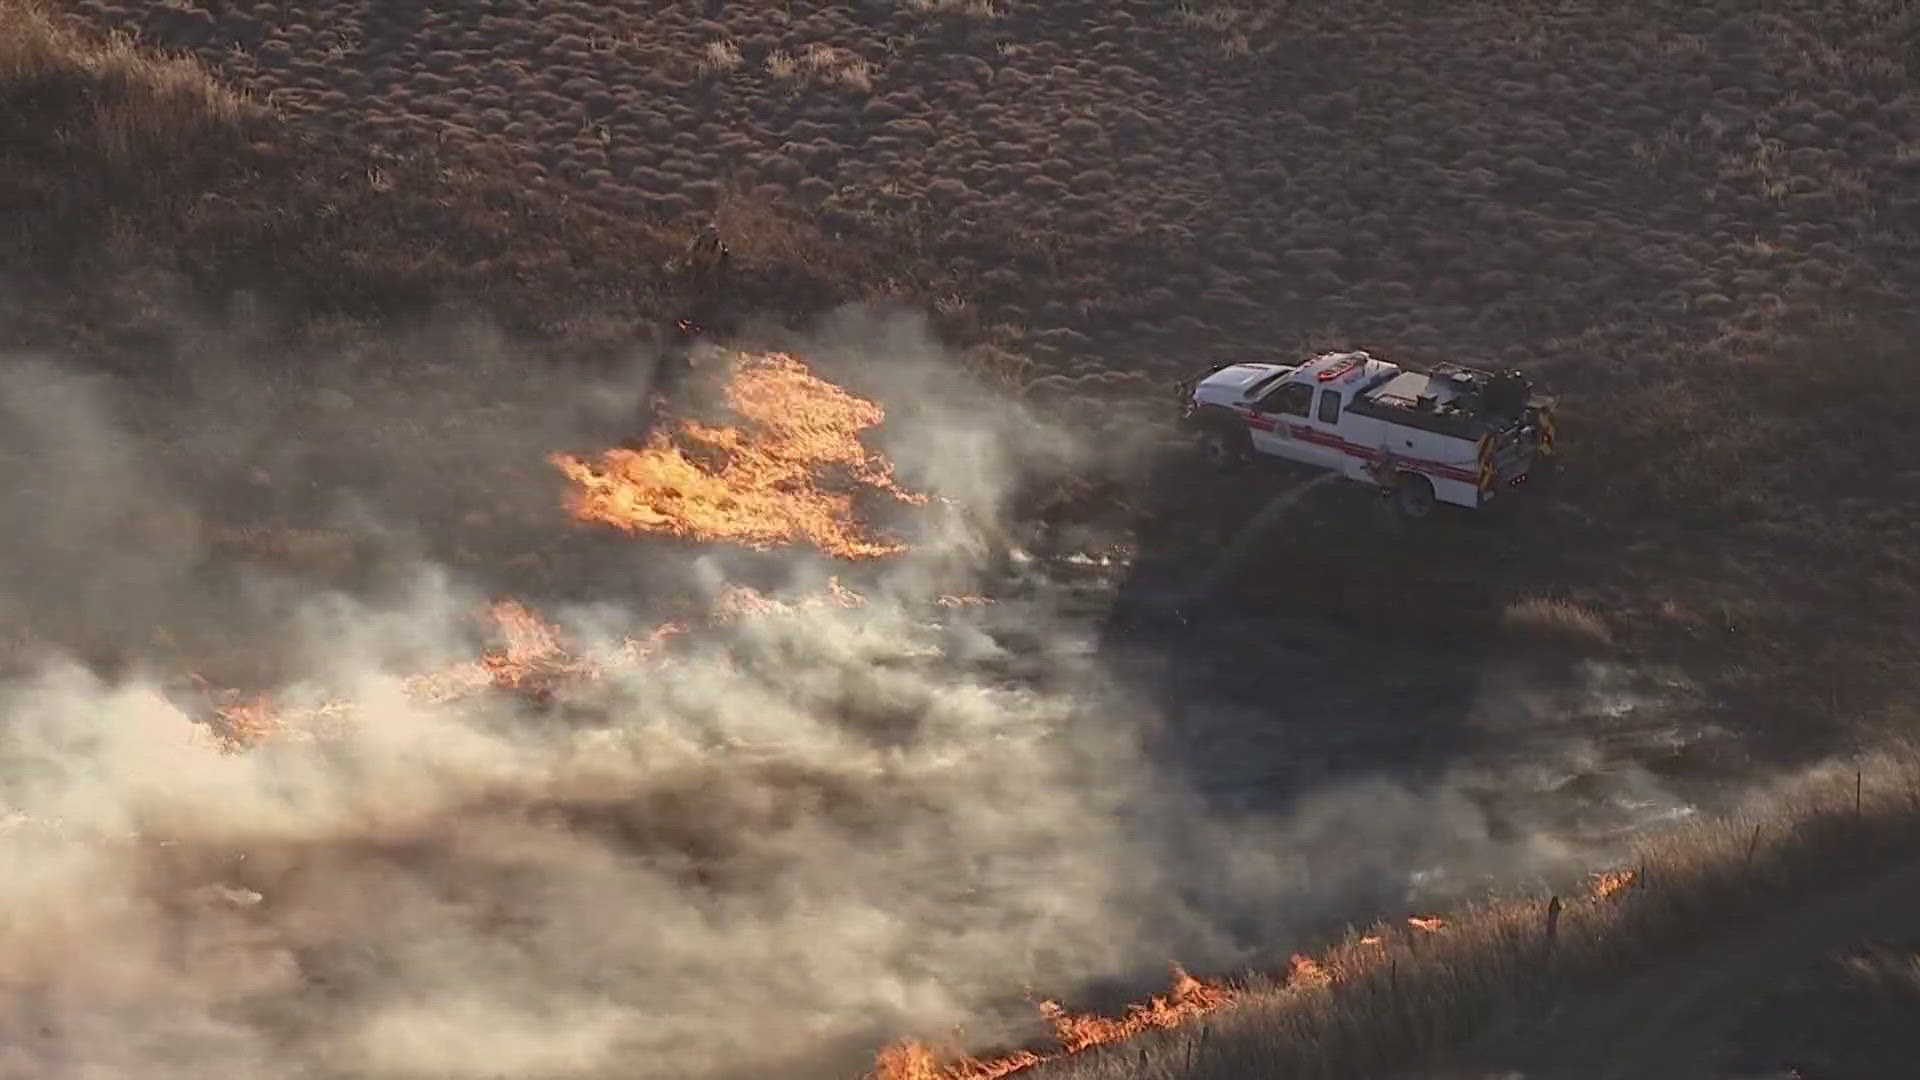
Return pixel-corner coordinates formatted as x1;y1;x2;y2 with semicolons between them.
1178;350;1555;518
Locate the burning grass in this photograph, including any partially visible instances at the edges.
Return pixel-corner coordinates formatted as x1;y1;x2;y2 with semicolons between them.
551;351;930;559
871;967;1235;1080
399;599;604;707
193;579;872;748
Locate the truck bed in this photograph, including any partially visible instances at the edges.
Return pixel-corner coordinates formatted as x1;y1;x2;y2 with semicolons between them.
1347;369;1491;440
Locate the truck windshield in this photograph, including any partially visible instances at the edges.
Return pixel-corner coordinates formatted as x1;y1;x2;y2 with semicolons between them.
1242;371;1287;399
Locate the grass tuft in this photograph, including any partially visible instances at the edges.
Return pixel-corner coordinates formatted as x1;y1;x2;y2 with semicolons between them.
1500;597;1615;652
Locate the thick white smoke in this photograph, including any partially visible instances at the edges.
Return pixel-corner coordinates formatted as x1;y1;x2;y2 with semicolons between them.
0;309;1705;1080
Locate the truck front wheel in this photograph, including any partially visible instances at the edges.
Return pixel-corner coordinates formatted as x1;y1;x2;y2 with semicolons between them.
1391;472;1436;520
1198;424;1251;471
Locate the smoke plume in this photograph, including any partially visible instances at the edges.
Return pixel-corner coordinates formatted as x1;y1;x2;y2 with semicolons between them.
0;308;1707;1080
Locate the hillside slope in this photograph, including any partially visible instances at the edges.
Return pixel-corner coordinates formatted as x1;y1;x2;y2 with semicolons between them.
4;4;1920;1079
1;0;1914;740
1438;861;1920;1078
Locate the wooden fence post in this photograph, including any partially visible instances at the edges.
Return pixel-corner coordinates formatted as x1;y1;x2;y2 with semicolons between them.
1185;1024;1210;1072
1542;895;1562;962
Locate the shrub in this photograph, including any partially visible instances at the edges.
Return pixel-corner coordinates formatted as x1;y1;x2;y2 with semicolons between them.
699;38;743;75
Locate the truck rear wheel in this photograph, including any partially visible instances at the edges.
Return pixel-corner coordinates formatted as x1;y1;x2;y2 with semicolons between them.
1198;424;1251;471
1391;473;1436;520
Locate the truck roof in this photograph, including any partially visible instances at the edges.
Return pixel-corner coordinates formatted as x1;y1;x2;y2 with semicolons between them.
1294;350;1399;389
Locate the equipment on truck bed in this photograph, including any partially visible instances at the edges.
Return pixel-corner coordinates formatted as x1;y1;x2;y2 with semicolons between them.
1178;349;1556;519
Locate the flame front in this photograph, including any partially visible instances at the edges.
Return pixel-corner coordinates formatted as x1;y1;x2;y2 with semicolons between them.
869;966;1237;1080
202;687;285;748
402;599;603;705
192;581;871;749
1591;868;1637;899
1040;965;1235;1053
551;352;928;559
1287;953;1332;989
869;1041;1040;1080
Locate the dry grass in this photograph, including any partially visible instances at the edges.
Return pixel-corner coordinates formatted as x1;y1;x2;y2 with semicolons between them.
0;0;250;201
890;746;1920;1080
1172;1;1270;57
767;43;874;90
1499;597;1614;652
903;0;1001;17
698;38;743;75
802;43;874;91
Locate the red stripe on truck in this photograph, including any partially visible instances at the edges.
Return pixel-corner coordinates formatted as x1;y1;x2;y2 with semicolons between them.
1237;412;1481;484
1235;408;1279;432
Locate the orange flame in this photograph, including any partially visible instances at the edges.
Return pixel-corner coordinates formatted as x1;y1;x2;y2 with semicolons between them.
550;352;928;559
188;580;875;746
1407;915;1445;932
1286;953;1332;989
203;688;285;748
869;1040;1041;1080
869;966;1236;1080
618;619;692;664
1591;868;1637;899
190;676;351;751
1039;965;1235;1053
401;600;602;705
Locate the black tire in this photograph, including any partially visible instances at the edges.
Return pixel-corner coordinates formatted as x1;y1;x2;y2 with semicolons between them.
1197;423;1251;471
1391;472;1436;520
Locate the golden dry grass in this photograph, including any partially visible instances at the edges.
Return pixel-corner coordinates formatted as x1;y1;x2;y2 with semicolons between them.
0;0;250;215
1499;596;1614;652
903;0;1002;17
698;38;743;76
0;0;247;139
